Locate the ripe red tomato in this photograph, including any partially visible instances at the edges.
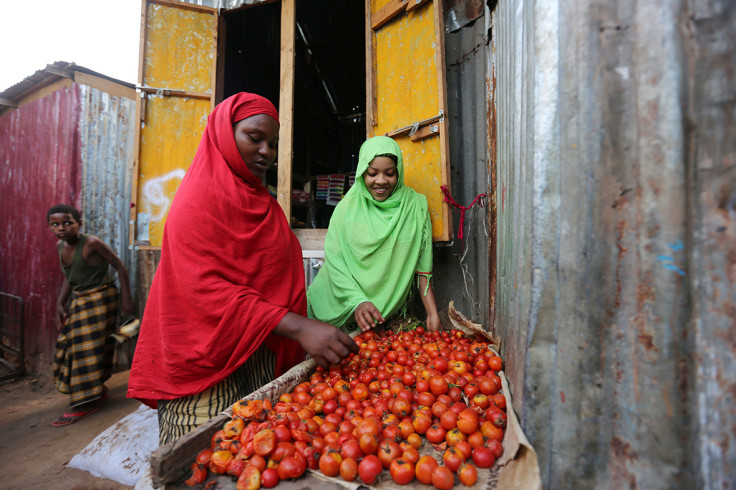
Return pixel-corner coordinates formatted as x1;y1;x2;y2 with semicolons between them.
431;465;455;490
318;451;342;477
260;467;279;488
471;446;496;468
389;458;415;485
458;462;479;486
443;446;465;473
487;439;504;459
425;423;447;445
340;457;358;482
378;439;403;468
277;456;304;480
415;455;439;484
488;355;503;371
487;406;508;429
457;408;480;435
358;455;383;485
358;433;380;455
401;445;420;464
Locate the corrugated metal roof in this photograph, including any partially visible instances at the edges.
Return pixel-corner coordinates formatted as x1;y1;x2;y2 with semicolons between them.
0;61;135;113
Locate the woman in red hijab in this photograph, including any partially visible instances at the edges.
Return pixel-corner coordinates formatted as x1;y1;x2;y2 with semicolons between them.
127;93;357;445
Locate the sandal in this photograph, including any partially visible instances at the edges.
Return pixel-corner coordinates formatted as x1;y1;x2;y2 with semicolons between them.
52;388;108;427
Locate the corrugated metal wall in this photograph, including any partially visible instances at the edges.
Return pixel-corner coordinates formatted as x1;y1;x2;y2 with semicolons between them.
433;9;491;325
78;84;137;308
0;83;136;372
492;0;735;488
0;85;82;366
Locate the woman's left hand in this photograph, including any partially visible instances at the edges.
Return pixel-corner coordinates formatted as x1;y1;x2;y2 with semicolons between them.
354;302;385;332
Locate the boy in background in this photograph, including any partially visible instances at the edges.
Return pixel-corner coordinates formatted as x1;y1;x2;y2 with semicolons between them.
47;204;135;426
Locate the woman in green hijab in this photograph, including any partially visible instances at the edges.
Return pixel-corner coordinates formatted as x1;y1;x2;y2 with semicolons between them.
307;136;440;332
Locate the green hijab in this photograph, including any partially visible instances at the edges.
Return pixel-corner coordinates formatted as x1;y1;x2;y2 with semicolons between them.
307;136;432;328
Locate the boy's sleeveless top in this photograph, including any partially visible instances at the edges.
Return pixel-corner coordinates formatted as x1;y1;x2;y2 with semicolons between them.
58;233;114;292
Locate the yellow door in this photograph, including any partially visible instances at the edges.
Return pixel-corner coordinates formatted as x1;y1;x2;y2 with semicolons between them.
132;0;218;247
367;0;452;241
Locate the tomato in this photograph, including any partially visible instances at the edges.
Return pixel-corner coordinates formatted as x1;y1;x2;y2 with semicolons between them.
431;465;455;490
276;456;304;480
195;448;213;465
488;355;503;371
392;398;412;418
319;451;342;477
440;410;458;431
487;439;504;459
253;429;276;457
340;438;364;460
398;419;415;439
471;446;495;468
415;455;439;484
412;413;432;435
458;462;478;486
210;450;233;474
455;440;473;460
270;441;296;463
260;467;279;488
359;433;380;455
358;455;383;485
467;430;486;448
492;392;507;410
487;406;508;429
185;463;207;486
233;399;264;420
446;427;467;447
389;458;415;485
481;420;504;441
401;445;420;464
457;408;479;435
443;446;465;473
425;423;447;445
429;375;449;395
378;439;403;468
340;457;358;482
407;432;422;450
236;464;261;490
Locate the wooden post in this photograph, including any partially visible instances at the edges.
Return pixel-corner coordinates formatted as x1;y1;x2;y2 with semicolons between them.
278;0;296;221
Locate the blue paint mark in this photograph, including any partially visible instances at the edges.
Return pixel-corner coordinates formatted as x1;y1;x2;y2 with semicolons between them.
657;255;675;261
663;264;685;276
667;240;684;251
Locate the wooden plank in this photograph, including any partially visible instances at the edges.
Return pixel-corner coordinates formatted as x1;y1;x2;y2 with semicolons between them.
137;85;211;99
210;11;220;110
73;72;136;100
130;0;147;249
293;228;327;251
11;78;73;109
409;122;440;142
406;0;432;12
371;0;407;30
365;0;377;133
277;0;296;221
433;0;451;241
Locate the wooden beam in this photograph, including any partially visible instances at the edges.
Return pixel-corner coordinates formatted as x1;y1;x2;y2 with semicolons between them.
371;0;407;30
210;11;220;111
409;123;440;142
365;0;377;133
405;0;432;13
137;86;211;99
433;0;451;241
277;0;296;221
130;0;148;249
73;72;136;100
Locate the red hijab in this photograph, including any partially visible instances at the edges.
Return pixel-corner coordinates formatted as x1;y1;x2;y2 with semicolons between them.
128;93;305;408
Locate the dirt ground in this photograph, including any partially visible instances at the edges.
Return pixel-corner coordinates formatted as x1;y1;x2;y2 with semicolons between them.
0;369;142;490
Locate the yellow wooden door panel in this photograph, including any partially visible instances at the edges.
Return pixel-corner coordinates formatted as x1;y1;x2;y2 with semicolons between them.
369;0;451;242
134;0;216;247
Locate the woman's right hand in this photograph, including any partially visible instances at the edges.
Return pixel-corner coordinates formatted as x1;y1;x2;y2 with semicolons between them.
354;302;385;332
275;313;359;368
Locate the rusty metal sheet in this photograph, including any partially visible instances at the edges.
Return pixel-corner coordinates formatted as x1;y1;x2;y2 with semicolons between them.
0;85;82;367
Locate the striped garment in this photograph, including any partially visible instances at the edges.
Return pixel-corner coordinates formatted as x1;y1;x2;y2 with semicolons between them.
157;344;276;446
53;284;118;407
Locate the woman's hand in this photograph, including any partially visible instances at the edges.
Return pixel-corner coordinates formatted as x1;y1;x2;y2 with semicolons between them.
354;302;385;332
426;312;441;332
275;313;359;368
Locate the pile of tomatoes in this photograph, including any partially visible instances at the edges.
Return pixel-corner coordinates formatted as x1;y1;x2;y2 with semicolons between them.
185;327;507;489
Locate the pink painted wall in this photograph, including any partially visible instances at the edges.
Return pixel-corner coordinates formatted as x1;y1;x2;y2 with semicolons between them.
0;85;82;369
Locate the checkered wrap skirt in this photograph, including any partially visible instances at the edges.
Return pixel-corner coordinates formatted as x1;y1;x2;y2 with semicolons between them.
54;284;118;407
